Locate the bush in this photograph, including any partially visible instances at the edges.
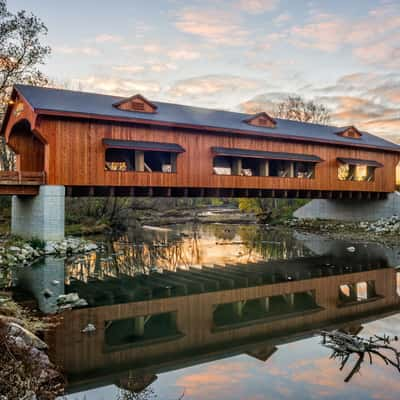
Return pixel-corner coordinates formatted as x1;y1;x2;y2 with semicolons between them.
28;237;46;250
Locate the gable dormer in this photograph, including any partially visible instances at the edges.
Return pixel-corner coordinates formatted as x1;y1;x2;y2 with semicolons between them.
336;126;362;139
244;112;276;128
113;94;157;113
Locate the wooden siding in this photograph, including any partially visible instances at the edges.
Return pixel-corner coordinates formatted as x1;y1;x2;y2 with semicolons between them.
48;268;399;377
34;117;399;193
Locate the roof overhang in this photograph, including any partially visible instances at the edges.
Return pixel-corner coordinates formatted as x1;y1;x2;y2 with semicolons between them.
212;147;323;163
103;138;185;153
337;157;383;168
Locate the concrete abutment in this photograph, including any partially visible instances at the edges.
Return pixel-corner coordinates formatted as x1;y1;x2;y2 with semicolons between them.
11;185;65;241
294;192;400;221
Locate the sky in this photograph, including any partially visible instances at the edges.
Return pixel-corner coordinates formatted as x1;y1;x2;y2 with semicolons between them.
8;0;400;142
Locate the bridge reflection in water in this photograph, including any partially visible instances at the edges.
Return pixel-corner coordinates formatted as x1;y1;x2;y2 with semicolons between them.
40;238;400;397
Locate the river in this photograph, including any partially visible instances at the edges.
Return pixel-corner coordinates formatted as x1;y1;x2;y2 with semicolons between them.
8;223;400;399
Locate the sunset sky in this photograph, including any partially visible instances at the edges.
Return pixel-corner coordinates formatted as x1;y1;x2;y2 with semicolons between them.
9;0;400;142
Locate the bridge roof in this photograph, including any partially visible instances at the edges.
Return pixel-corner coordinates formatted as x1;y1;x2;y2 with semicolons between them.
9;84;400;152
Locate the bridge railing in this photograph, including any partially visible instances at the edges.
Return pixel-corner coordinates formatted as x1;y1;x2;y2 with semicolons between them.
0;171;46;185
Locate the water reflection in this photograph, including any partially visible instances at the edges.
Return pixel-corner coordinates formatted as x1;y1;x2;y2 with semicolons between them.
8;224;400;399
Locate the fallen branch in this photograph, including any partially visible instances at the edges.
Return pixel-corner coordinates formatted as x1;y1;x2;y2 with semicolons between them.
320;330;400;382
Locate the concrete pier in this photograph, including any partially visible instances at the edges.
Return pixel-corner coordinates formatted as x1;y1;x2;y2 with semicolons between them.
294;192;400;221
11;185;65;241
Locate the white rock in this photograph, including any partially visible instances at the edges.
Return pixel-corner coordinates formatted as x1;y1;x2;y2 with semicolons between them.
81;323;96;333
52;280;60;285
44;242;57;254
84;243;98;252
347;246;356;253
7;322;48;350
57;292;80;304
8;246;21;252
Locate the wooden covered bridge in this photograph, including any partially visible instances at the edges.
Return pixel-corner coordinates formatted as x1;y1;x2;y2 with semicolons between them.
1;84;399;199
1;85;399;240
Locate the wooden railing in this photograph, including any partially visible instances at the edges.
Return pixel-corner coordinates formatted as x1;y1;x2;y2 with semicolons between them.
0;171;46;185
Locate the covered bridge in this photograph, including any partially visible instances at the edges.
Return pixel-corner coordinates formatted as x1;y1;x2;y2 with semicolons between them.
1;84;399;199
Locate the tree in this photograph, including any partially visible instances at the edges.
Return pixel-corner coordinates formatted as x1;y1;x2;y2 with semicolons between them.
238;95;330;220
0;0;50;170
275;95;330;124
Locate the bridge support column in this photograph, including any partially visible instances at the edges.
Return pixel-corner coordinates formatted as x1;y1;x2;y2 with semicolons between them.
294;192;400;221
11;185;65;241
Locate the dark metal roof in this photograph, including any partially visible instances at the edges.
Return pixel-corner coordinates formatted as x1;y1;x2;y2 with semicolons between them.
337;157;384;168
11;84;400;152
103;139;185;153
212;147;323;163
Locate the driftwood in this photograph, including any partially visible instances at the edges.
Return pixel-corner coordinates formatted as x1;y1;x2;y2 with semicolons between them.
320;330;400;382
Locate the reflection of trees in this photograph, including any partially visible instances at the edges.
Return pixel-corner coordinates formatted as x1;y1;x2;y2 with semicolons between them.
237;226;311;262
65;224;314;282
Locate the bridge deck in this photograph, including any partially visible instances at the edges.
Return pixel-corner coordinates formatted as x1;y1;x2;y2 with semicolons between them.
0;171;45;195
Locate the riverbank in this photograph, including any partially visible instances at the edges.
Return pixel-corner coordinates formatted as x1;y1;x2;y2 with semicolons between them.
285;216;400;247
0;295;65;399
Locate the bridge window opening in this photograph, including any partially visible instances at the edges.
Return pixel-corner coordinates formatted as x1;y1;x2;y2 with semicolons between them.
143;151;176;173
338;161;377;182
105;149;177;173
338;281;377;305
213;156;233;175
105;148;134;171
269;160;293;177
213;290;318;328
294;162;315;179
105;311;179;348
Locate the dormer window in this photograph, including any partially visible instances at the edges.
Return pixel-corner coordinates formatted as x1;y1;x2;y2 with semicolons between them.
244;112;276;128
113;94;157;113
336;126;362;139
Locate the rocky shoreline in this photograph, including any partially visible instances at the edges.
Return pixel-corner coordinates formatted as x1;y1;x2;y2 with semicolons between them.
0;236;99;269
284;215;400;246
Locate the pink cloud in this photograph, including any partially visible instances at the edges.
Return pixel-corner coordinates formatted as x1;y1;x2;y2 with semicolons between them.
174;8;248;45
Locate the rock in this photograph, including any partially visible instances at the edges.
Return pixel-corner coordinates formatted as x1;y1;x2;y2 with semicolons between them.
347;246;356;253
74;298;88;307
84;243;98;252
44;242;57;254
57;292;80;304
8;246;21;252
21;391;37;400
81;323;96;333
7;322;48;350
52;279;60;285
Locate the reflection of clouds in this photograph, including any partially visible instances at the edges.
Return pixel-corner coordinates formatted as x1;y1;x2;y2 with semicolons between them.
175;361;251;398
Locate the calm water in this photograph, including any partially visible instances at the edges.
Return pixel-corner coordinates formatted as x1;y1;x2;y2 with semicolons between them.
9;223;400;399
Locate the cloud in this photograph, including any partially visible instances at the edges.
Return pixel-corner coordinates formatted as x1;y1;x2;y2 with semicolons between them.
147;62;177;72
174;8;248;45
74;76;161;96
236;0;280;14
168;74;263;98
353;42;400;69
289;4;400;55
111;65;145;73
290;14;348;52
239;71;400;141
167;49;201;61
274;12;291;25
55;46;100;56
121;43;162;53
93;34;123;43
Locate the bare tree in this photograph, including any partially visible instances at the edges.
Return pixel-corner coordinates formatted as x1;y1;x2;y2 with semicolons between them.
274;95;330;124
0;0;50;170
